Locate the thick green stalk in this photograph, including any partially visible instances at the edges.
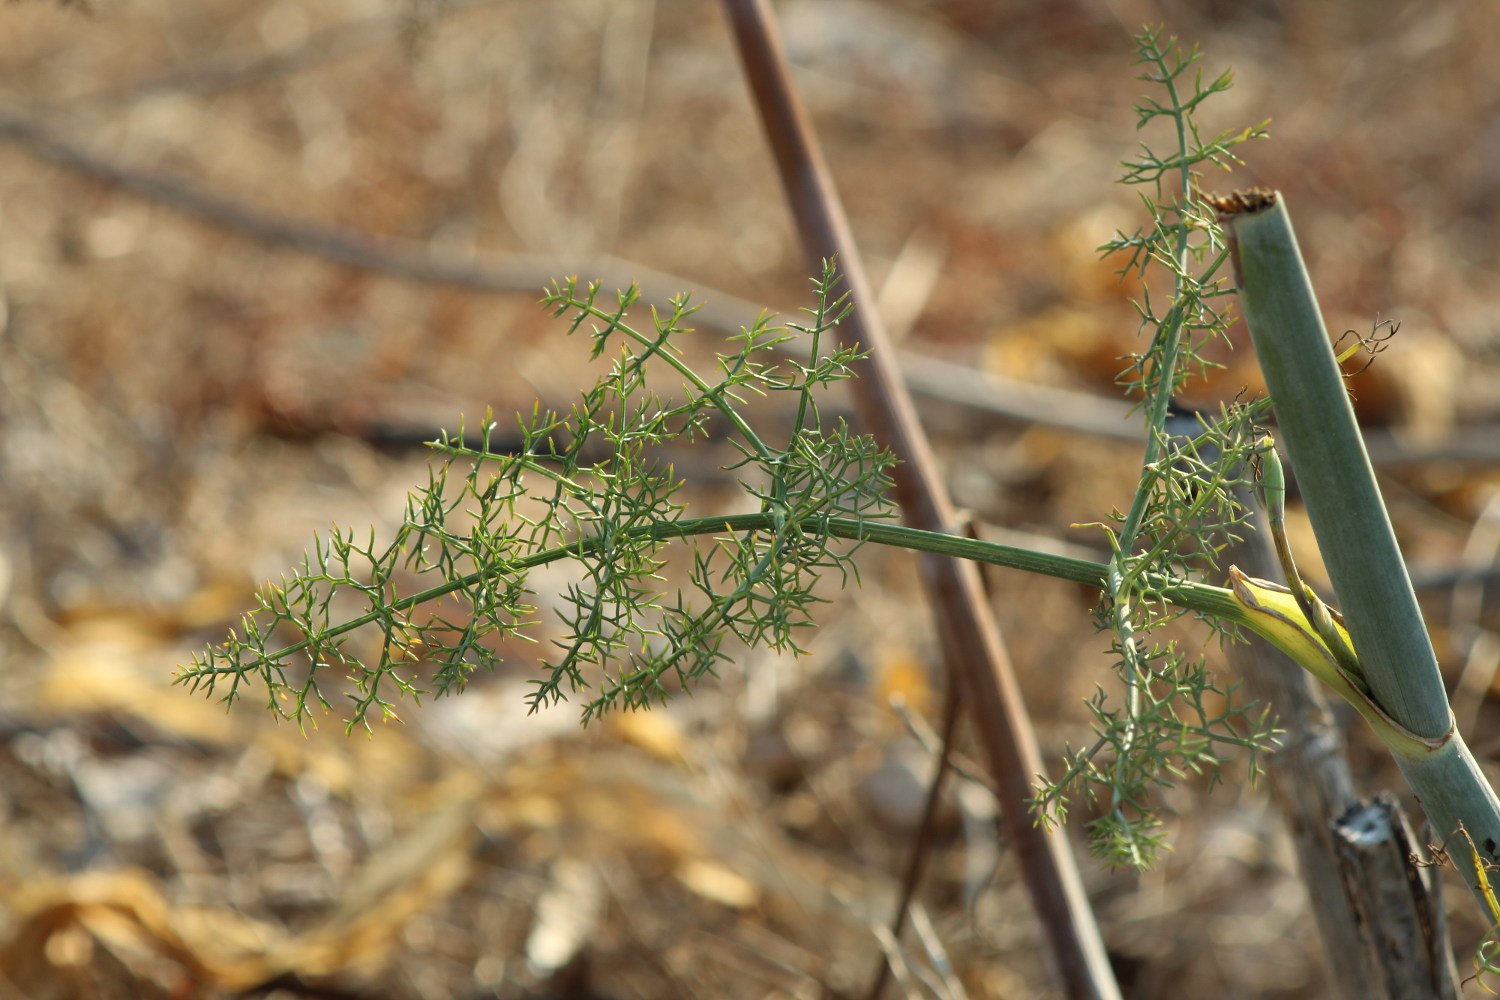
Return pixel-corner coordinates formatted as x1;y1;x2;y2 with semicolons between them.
1219;190;1500;912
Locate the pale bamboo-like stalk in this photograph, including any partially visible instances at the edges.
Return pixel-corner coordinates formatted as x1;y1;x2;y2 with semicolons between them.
1220;190;1500;916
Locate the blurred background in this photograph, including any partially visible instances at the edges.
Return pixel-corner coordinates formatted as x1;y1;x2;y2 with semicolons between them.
4;0;1500;997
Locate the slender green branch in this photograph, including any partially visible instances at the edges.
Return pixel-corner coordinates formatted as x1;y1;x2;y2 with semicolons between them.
1031;28;1270;866
543;279;777;465
184;510;1247;683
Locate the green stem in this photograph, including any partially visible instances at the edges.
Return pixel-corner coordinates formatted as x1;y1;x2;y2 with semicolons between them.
189;515;1246;681
562;294;777;464
1109;41;1199;797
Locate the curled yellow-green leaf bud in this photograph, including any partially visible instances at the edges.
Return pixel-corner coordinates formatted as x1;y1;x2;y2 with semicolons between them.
1228;566;1451;759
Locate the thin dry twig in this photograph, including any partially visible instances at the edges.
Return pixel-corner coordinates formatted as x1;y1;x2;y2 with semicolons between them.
2;109;1497;470
893;696;997;797
719;2;1120;998
866;687;959;1000
0;109;762;334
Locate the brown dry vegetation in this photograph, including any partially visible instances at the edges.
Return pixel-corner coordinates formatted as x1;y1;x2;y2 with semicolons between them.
4;1;1500;998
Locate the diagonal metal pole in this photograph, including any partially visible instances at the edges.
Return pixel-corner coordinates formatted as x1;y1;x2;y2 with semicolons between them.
719;3;1119;997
